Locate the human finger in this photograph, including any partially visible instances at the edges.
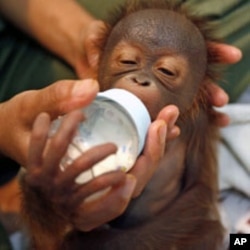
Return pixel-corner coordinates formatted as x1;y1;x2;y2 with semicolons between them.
20;79;99;123
205;83;230;127
208;42;242;64
85;20;108;68
206;82;229;107
211;110;230;127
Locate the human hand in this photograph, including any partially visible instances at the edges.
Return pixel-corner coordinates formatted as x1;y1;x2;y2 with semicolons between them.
73;20;108;79
206;43;242;127
0;79;98;165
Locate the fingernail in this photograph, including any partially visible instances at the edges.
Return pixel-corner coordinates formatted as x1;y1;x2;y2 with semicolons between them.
158;121;167;144
169;111;179;128
232;47;242;59
72;79;99;97
122;175;136;199
89;54;99;68
218;91;229;106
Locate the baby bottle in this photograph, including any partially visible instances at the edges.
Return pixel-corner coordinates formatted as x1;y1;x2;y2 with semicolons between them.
50;88;151;185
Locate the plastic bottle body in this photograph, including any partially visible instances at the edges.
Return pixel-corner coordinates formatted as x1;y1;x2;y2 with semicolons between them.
50;89;151;184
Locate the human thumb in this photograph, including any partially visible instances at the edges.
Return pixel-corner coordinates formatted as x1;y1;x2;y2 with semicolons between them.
24;79;99;121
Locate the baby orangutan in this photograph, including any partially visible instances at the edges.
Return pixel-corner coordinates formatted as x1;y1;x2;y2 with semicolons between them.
20;1;225;249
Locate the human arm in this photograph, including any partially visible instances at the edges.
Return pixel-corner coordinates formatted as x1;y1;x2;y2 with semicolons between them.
0;0;104;78
0;79;98;165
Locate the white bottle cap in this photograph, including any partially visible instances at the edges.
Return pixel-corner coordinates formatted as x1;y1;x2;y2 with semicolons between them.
97;89;151;154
